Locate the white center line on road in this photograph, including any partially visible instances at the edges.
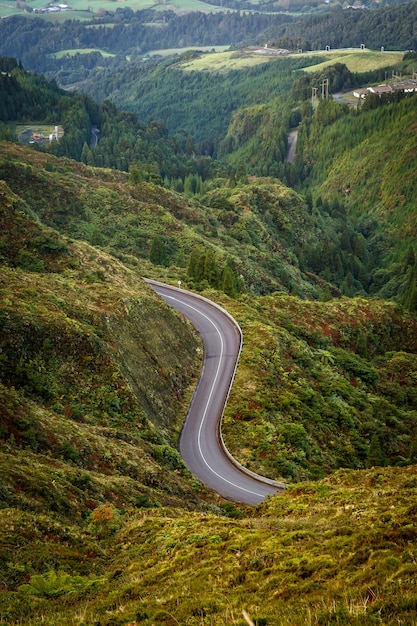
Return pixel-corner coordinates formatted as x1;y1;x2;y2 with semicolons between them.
164;294;266;498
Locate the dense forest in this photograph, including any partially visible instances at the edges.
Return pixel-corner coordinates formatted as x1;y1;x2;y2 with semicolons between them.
2;54;416;309
261;1;417;50
0;57;207;179
84;55;312;152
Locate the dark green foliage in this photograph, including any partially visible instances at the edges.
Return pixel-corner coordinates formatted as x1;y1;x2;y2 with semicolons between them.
79;55;312;154
295;93;417;302
0;59;206;179
0;180;71;273
187;248;241;296
262;1;417;51
367;433;386;468
149;236;169;267
329;348;379;387
293;63;357;102
18;570;90;598
401;254;417;313
223;295;417;482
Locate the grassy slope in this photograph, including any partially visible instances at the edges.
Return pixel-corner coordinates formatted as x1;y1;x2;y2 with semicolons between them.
299;49;403;74
180;47;403;74
0;178;215;598
2;465;417;625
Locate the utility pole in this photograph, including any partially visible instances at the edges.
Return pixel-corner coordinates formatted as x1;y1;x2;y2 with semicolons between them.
312;86;317;107
320;78;329;99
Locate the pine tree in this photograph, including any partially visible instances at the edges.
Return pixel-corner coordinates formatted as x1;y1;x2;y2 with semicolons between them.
184;174;194;196
402;260;417;313
187;249;200;281
221;265;236;297
408;433;417;464
203;249;218;287
149;237;168;267
366;433;385;468
81;142;93;166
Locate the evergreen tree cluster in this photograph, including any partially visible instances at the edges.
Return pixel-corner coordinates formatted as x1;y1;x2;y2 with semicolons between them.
262;0;417;51
187;248;242;297
0;59;61;123
400;248;417;313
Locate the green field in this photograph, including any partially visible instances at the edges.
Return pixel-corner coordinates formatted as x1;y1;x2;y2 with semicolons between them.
0;4;22;17
51;48;116;58
178;46;405;73
0;0;227;19
153;0;227;11
300;48;404;73
179;48;288;72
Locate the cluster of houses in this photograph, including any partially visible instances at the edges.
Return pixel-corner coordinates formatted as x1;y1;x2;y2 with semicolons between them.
353;78;417;100
33;3;70;13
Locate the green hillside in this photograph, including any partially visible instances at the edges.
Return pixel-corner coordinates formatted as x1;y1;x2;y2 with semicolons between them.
295;92;417;303
1;26;417;623
0;177;202;494
0;142;327;298
2;462;417;625
222;292;417;481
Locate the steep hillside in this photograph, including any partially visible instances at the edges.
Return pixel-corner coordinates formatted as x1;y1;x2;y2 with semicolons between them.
295;94;417;304
0;142;328;298
2;140;416;489
261;0;417;51
0;178;213;589
82;55;308;151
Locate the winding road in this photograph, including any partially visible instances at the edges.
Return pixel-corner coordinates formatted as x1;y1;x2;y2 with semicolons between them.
147;280;285;505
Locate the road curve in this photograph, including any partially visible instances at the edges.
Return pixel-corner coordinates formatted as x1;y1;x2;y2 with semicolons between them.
147;280;285;505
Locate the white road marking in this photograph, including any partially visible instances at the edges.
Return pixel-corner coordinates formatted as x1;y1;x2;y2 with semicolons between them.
163;293;266;498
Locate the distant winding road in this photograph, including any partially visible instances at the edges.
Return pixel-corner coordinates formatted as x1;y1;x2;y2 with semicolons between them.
286;129;298;163
147;280;285;505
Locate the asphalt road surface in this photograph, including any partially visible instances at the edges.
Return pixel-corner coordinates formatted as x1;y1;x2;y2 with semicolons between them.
147;280;285;505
